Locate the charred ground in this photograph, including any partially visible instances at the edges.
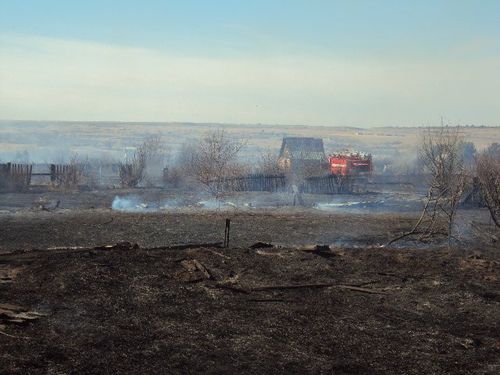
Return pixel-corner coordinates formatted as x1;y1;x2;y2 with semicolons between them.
1;240;499;374
0;208;417;253
0;192;499;374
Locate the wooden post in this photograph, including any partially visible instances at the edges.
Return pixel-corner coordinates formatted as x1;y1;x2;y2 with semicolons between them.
26;164;32;186
50;164;56;182
224;218;231;248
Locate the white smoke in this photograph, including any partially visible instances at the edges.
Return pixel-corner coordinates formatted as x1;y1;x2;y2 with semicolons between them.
111;196;144;212
111;195;238;212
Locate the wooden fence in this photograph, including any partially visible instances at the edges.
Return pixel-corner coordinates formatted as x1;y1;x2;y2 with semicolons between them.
1;163;356;194
0;163;33;188
219;173;353;194
0;163;78;189
300;174;352;194
221;174;286;192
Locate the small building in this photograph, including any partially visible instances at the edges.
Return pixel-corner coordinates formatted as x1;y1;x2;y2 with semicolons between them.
278;137;326;175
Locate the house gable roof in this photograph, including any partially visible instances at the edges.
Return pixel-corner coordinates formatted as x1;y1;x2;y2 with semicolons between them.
279;137;325;160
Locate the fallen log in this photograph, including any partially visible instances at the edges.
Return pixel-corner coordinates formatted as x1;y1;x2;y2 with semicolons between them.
249;283;387;294
180;259;212;280
250;283;336;291
250;242;275;249
93;241;140;251
298;244;330;252
175;258;216;283
0;303;47;326
0;326;26;339
4;241;226;256
299;245;335;258
337;285;387;294
212;283;250;294
0;266;22;284
149;242;224;251
204;249;231;259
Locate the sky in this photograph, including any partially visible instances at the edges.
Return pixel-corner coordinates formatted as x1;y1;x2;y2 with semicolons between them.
0;0;499;126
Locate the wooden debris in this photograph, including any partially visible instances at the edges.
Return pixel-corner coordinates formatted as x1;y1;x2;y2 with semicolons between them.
204;249;231;259
224;218;231;248
312;245;335;258
297;244;319;252
250;242;275;249
176;259;213;283
181;260;212;279
210;282;387;295
248;283;387;294
94;241;140;251
0;266;22;284
1;241;226;256
255;250;285;257
0;327;25;339
149;242;223;251
250;283;336;291
297;244;335;257
212;283;249;294
337;285;387;294
46;246;88;251
0;303;47;326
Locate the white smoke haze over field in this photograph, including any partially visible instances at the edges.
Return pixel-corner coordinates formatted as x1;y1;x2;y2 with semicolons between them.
111;196;184;212
110;192;424;214
111;196;145;212
111;195;242;212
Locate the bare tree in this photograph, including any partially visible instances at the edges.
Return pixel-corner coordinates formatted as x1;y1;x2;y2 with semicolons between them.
476;144;500;227
119;145;146;188
54;154;85;190
119;136;167;188
388;126;469;245
255;150;284;175
183;130;245;199
460;141;477;168
142;135;169;186
164;142;198;188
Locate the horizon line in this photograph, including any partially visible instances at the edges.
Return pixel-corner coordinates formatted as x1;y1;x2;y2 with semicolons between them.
1;119;498;129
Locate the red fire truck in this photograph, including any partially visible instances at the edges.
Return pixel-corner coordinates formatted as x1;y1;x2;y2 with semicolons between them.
329;151;373;177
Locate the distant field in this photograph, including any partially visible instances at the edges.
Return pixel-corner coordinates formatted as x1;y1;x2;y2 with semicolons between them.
1;121;499;164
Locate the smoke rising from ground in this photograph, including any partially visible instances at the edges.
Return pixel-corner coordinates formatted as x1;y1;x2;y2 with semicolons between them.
110;191;424;214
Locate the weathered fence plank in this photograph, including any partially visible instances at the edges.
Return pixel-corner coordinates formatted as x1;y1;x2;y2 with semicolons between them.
218;173;352;194
1;163;78;190
0;163;33;189
220;174;286;193
300;174;351;194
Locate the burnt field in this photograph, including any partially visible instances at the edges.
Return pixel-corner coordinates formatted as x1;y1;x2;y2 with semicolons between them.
0;188;426;252
0;208;419;253
0;193;499;374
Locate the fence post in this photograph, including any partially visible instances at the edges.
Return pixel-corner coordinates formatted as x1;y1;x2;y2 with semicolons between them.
50;164;56;182
224;218;231;248
26;164;32;186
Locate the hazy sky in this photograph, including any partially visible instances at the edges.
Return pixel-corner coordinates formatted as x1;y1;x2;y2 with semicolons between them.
0;0;499;126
